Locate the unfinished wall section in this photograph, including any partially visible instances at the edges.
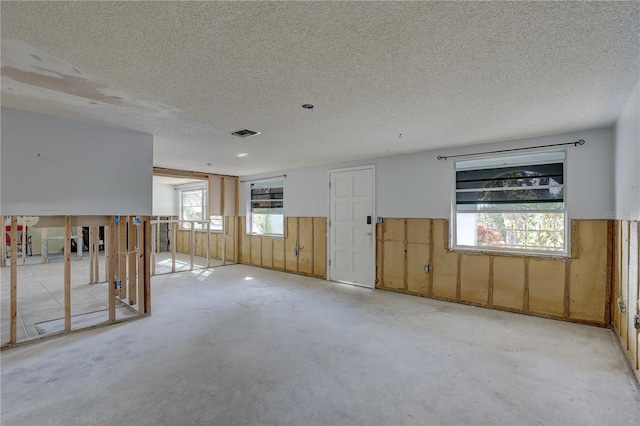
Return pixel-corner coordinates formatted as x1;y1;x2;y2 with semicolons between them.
238;217;327;279
611;220;640;381
376;218;612;327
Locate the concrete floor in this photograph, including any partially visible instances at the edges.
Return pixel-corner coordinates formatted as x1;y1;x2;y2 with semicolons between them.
1;265;639;425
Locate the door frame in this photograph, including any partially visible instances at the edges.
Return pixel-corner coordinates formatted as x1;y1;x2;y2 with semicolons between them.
327;164;376;288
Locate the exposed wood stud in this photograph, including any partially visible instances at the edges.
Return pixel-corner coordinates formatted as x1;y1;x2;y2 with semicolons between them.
89;226;95;283
144;217;152;314
150;223;156;276
137;219;144;311
206;221;211;268
76;226;83;260
108;221;116;321
564;259;572;318
118;218;127;300
571;220;580;259
171;222;176;273
190;221;195;271
605;220;613;324
380;219;385;288
404;219;408;291
41;227;48;264
428;219;434;295
488;256;494;306
0;215;5;268
221;177;227;266
456;253;462;300
104;223;110;284
523;258;530;312
64;216;72;331
10;216;18;344
21;216;26;265
128;219;137;305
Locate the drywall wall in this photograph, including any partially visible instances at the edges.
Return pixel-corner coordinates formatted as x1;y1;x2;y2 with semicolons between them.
239;127;614;220
615;81;640;221
152;183;177;216
1;108;153;215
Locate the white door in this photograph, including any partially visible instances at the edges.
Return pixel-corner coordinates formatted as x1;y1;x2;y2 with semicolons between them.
329;167;375;288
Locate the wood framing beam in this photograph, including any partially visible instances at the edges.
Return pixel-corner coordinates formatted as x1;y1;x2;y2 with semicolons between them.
144;217;151;314
128;218;137;305
171;222;176;273
221;177;227;266
137;218;145;312
118;218;127;299
89;226;95;283
76;226;83;260
190;221;195;271
206;221;211;268
64;216;71;332
10;216;17;344
21;216;26;265
108;220;117;321
0;215;5;268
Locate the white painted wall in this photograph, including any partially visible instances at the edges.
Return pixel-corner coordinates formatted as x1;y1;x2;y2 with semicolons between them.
240;127;615;220
152;183;178;216
614;81;640;221
1;108;153;215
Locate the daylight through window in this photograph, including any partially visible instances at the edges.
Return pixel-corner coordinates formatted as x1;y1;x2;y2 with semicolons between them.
453;151;567;254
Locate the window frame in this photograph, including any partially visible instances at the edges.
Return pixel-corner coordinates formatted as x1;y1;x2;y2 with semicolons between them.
450;149;569;257
247;178;285;236
178;185;223;232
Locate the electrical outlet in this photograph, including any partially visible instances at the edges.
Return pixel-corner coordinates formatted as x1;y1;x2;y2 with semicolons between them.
424;264;430;273
634;314;640;330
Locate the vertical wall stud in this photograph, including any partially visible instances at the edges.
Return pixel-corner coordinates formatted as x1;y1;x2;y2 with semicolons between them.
128;218;137;305
118;219;127;300
76;226;83;260
137;219;145;312
108;220;117;321
171;222;176;273
206;221;211;268
488;256;494;306
10;216;17;344
64;216;71;331
0;215;5;268
144;217;152;314
21;216;26;265
41;227;48;264
523;258;530;312
190;221;195;270
89;226;95;283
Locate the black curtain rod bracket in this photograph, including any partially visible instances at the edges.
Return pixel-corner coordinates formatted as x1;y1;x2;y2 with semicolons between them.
437;139;585;160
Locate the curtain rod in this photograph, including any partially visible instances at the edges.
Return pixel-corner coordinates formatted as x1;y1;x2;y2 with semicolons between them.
240;174;287;183
437;139;585;160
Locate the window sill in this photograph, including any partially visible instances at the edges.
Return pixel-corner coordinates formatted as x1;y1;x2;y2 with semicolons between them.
247;233;284;239
451;246;570;260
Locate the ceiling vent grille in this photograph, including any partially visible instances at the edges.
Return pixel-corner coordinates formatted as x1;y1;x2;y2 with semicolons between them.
230;129;261;138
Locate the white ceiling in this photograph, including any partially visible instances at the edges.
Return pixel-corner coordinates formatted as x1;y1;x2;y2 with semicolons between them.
2;1;638;177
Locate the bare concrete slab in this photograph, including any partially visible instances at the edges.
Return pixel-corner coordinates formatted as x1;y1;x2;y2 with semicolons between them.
1;264;639;425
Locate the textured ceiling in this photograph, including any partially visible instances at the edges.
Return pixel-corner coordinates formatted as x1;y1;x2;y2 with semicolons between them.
2;1;639;176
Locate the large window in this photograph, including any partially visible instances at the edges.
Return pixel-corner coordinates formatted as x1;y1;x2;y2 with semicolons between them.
249;179;284;235
180;187;222;231
453;151;566;254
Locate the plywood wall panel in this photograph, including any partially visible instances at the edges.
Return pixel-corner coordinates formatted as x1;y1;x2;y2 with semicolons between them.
273;238;285;270
262;238;273;268
383;218;405;241
285;217;298;272
406;243;429;294
298;217;314;275
431;219;457;299
528;258;565;317
250;236;261;266
313;218;327;278
460;255;490;304
569;221;608;322
493;257;525;310
382;240;405;289
406;219;430;244
225;235;235;262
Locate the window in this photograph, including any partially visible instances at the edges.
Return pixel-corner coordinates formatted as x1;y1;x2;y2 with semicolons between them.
249;179;284;235
180;187;222;231
453;151;566;254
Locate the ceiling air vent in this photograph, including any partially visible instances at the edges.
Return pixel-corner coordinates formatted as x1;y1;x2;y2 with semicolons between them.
230;129;261;138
